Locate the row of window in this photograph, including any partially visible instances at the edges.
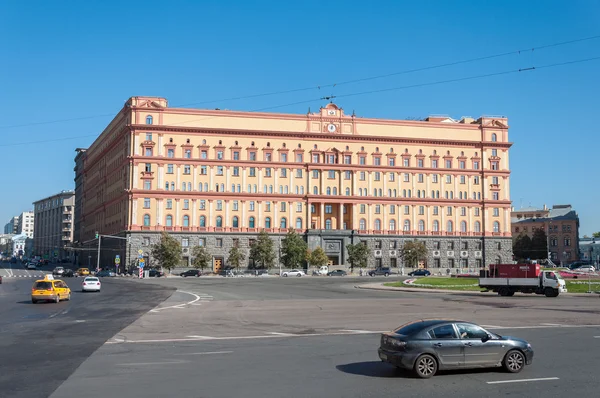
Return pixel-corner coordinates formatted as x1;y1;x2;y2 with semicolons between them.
142;214;502;233
514;225;572;233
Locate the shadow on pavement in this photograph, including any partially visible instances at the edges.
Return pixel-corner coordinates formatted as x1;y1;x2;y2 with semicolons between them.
336;361;412;378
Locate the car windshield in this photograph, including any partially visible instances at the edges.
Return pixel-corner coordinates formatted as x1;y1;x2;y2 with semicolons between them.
34;282;52;290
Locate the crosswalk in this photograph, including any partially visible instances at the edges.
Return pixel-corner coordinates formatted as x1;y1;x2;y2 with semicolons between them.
2;274;48;278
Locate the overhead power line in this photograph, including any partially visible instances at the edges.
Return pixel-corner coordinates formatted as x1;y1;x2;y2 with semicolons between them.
0;34;599;131
0;55;599;148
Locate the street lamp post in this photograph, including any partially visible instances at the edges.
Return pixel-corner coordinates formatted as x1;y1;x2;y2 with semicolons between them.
562;251;567;267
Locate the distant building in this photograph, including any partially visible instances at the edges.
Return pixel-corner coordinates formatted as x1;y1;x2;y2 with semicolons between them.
4;216;19;234
17;211;35;238
73;148;87;246
511;204;580;264
579;237;600;266
12;233;33;258
33;191;76;260
0;234;15;257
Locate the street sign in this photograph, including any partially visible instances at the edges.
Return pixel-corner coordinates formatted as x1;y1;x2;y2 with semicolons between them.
138;249;143;255
115;256;120;265
139;260;145;269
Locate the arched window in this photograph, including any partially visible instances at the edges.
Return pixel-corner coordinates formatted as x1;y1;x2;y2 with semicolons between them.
249;217;255;228
333;187;337;195
220;183;224;192
269;185;273;194
325;219;332;230
183;215;189;227
373;188;377;197
393;189;397;197
188;182;191;191
296;218;302;229
460;221;467;233
359;218;366;230
279;185;283;194
474;221;481;233
232;216;239;228
263;185;267;193
345;188;350;196
199;216;206;227
374;219;381;230
327;187;331;195
182;182;186;191
389;219;396;231
418;220;425;232
495;256;502;264
300;186;304;194
204;183;208;192
493;221;500;233
170;182;175;191
265;217;271;229
431;190;435;198
408;190;412;198
433;220;440;232
143;214;151;226
436;190;439;198
378;188;382;197
284;186;288;194
388;189;392;197
403;220;410;231
447;220;453;232
280;217;287;229
491;133;497;142
313;186;318;195
146;115;153;125
216;216;223;227
166;215;173;227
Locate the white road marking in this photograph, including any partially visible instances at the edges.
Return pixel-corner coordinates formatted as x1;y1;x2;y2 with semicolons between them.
487;377;559;384
75;320;86;323
540;323;562;326
174;351;233;356
185;335;213;339
150;290;201;312
487;324;600;330
116;360;189;366
340;329;379;334
267;332;295;336
594;336;600;338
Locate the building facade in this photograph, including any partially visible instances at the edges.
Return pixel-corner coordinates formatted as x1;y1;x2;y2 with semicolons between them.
511;204;580;265
78;96;513;271
579;237;599;266
33;191;76;260
4;216;19;234
17;211;35;238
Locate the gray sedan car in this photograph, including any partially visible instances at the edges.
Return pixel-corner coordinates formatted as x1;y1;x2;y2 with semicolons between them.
378;320;533;378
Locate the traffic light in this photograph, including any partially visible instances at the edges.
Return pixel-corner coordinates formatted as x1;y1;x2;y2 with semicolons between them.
95;231;99;239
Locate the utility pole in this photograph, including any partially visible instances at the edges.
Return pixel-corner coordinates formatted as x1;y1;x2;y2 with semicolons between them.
96;235;101;273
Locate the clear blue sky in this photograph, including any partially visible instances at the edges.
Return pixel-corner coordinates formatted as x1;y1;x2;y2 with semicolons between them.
1;0;598;235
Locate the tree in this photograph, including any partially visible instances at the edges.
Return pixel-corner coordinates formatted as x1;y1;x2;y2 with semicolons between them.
249;230;275;269
400;241;427;268
150;232;181;272
307;246;328;270
227;246;246;271
512;233;532;261
191;245;212;272
280;229;307;269
530;229;548;260
593;232;600;238
346;242;370;272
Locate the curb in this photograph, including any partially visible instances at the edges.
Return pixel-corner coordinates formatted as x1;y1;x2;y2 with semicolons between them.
354;283;600;297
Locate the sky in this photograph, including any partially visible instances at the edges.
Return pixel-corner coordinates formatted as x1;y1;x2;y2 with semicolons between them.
0;0;599;235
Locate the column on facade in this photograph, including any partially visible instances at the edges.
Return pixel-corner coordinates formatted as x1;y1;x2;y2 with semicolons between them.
412;172;416;197
454;173;459;200
242;167;247;192
241;201;247;228
412;205;416;233
225;167;231;192
382;172;387;196
274;201;278;229
319;170;324;195
134;135;140;156
192;200;197;227
258;168;263;193
132;165;139;189
440;174;445;198
426;173;430;198
156;199;162;225
157;135;163;156
208;200;214;227
319;202;324;229
338;203;344;229
175;199;180;227
504;176;510;201
352;203;358;230
397;172;401;196
192;166;197;190
352;171;357;195
382;205;387;232
289;168;295;194
258;201;263;228
368;172;372;196
367;204;372;230
468;176;473;200
209;166;214;192
274;169;279;193
176;165;181;189
288;201;293;229
225;200;230;228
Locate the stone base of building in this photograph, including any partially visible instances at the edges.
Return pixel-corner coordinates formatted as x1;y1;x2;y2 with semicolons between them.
100;230;513;273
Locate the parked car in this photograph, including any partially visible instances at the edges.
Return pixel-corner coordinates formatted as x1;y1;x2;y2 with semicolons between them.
282;269;306;277
572;265;596;273
408;269;431;277
147;269;164;277
378;319;534;378
368;267;393;277
81;276;101;292
180;269;202;277
96;270;116;277
327;269;347;277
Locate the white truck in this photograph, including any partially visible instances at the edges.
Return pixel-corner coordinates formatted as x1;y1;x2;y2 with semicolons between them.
479;270;567;297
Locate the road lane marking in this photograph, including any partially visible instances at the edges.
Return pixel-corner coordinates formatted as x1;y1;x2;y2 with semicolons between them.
540;323;562;326
487;324;600;330
268;332;295;336
594;336;600;338
150;290;201;312
185;335;213;339
174;351;233;356
340;329;380;334
487;377;559;384
116;360;189;366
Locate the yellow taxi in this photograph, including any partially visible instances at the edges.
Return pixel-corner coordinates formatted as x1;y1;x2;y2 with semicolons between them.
76;268;90;276
31;275;71;304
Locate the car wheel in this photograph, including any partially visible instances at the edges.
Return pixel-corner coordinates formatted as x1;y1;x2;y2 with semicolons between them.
498;287;510;297
31;299;37;304
544;287;555;297
297;273;302;277
414;354;437;378
503;350;525;373
384;273;389;277
283;274;288;277
66;294;71;301
55;295;60;303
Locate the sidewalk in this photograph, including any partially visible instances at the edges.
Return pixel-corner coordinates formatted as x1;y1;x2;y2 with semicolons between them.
354;282;600;297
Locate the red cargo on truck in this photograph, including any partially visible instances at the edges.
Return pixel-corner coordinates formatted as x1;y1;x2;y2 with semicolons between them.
489;264;541;278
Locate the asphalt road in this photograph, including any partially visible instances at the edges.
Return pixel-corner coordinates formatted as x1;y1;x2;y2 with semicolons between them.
0;264;175;398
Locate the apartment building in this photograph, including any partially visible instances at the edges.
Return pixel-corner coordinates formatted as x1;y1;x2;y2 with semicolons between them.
77;96;513;271
17;211;35;238
33;191;76;260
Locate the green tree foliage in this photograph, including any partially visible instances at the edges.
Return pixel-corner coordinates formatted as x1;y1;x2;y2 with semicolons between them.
530;228;548;259
191;245;212;272
280;229;307;269
150;232;181;272
512;233;532;261
307;246;328;269
227;246;246;271
249;230;275;269
593;232;600;238
346;242;370;271
400;241;428;267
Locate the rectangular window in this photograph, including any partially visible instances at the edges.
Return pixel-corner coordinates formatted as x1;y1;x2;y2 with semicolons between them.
493;208;499;216
492;176;499;185
296;153;303;162
492;192;499;200
375;205;381;214
402;158;409;167
216;238;223;248
296;169;303;178
249;152;257;161
374;172;380;181
432;174;438;183
404;205;410;215
460;175;466;184
474;208;480;216
360;204;366;214
358;171;365;181
145;133;152;141
418;174;424;183
297;203;302;212
280;168;287;178
167;149;174;158
232;151;239;160
434;241;440;250
473;161;479;170
445;160;452;168
280;202;286;212
374;157;381;166
359;156;366;165
461;207;466;216
313;154;320;163
447;206;452;216
167;164;174;174
375;240;382;249
265;168;272;177
491;162;499;170
183;200;189;210
200;200;206;210
312;170;319;179
389;173;395;182
184;165;191;174
182;238;189;247
279;153;287;162
233;167;240;176
249;168;256;177
328;154;335;164
473;176;480;185
145;148;152;156
404;173;410;182
433;206;439;215
145;163;152;172
388;158;395;166
328;170;335;179
143;181;151;190
143;198;150;208
434;258;441;268
265;202;271;212
418;159;424;168
446;175;452;184
447;241;454;250
389;205;395;214
265;153;272;162
345;171;351;180
459;161;465;169
249;201;255;211
233;201;239;211
325;205;332;214
216;166;224;176
344;155;351;164
419;206;424;215
166;199;173;209
432;159;438;168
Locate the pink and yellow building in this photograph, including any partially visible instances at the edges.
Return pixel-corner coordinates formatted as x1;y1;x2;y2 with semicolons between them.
76;96;513;270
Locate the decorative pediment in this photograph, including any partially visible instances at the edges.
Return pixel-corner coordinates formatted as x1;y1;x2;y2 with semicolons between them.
137;100;164;108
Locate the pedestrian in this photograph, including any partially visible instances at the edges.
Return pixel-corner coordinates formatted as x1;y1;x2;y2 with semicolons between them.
401;266;405;276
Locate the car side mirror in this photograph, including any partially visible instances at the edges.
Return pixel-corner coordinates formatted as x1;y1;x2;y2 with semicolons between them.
481;334;492;343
